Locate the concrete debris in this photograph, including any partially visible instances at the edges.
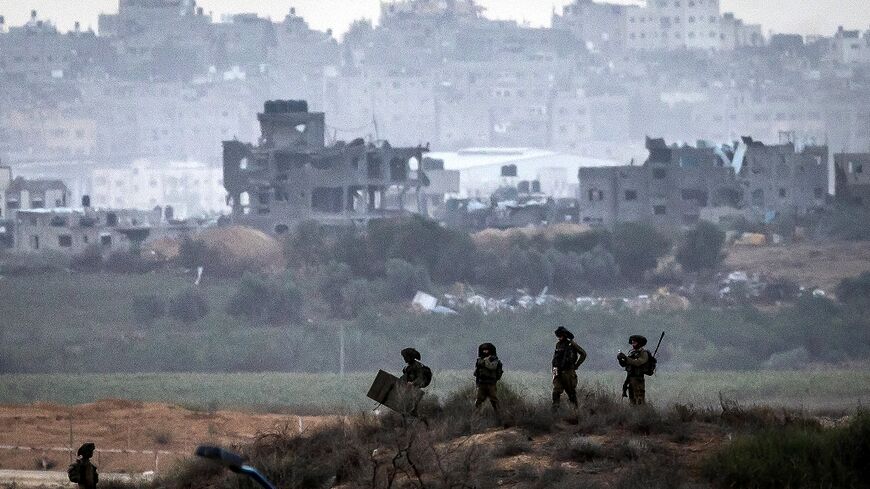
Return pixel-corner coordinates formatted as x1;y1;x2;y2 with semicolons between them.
437;287;690;315
411;291;438;311
411;290;457;315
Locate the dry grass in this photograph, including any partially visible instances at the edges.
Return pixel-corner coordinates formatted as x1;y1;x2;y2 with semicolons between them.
725;241;870;291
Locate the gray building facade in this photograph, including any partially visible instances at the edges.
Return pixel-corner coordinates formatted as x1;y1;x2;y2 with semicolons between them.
578;136;826;229
835;152;870;207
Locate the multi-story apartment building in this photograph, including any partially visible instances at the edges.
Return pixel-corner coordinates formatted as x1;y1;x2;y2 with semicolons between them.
0;166;11;219
719;13;763;49
0;12;72;80
13;207;158;254
5;177;69;211
832;26;870;64
579;138;738;228
91;159;226;218
625;0;724;51
0;108;98;158
552;0;627;53
77;80;258;162
578;136;827;228
738;138;828;216
835;153;870;207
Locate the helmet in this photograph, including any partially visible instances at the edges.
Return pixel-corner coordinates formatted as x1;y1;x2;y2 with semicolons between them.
401;347;421;362
478;342;497;357
628;335;648;347
554;326;574;340
77;443;95;458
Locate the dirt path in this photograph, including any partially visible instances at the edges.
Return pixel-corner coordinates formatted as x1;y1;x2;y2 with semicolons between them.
0;400;334;474
0;469;150;488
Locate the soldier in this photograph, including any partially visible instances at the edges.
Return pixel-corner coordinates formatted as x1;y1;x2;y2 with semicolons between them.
67;443;98;489
400;347;431;389
551;326;587;413
617;335;650;405
473;342;503;421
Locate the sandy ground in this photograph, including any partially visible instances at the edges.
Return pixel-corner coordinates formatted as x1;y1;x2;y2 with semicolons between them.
0;399;333;475
725;241;870;291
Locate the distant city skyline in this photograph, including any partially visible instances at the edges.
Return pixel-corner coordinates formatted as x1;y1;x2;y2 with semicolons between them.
0;0;868;39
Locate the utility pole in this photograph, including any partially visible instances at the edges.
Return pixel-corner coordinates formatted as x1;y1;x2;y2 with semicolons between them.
339;323;345;377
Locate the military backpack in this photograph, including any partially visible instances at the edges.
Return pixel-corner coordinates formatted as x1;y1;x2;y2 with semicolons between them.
643;352;657;376
419;364;433;388
67;461;82;483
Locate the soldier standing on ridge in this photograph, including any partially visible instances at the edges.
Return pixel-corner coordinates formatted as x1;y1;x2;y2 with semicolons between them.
618;335;650;405
400;347;431;389
473;342;503;422
67;443;98;489
551;326;587;413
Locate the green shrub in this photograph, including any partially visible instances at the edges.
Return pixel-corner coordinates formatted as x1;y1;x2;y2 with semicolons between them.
580;245;619;287
226;274;303;324
676;221;725;272
836;272;870;304
384;258;432;300
131;294;166;323
545;249;586;293
176;237;212;270
820;203;870;240
340;278;383;318
703;413;870;488
316;262;353;316
106;251;159;274
283;220;331;268
71;245;103;272
611;222;670;280
0;251;69;275
553;229;612;255
168;288;209;323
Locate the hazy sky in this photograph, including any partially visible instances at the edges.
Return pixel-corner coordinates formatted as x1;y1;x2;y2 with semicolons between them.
0;0;868;39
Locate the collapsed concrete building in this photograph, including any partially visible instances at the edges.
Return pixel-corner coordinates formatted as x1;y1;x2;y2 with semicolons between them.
222;100;431;234
578;137;828;229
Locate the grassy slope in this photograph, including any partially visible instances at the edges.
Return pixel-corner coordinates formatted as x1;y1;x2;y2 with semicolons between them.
1;370;868;412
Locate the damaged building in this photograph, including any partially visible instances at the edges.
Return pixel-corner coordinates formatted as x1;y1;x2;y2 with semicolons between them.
578;137;828;229
835;152;870;208
13;205;158;254
579;138;741;228
738;137;828;217
222;100;433;234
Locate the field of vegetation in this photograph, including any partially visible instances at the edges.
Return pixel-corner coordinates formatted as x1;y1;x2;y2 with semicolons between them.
2;266;870;375
2;370;867;412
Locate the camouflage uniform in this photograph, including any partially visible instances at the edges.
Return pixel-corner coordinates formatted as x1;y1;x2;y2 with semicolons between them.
400;348;429;389
70;443;98;489
473;343;503;419
618;336;650;405
551;327;587;411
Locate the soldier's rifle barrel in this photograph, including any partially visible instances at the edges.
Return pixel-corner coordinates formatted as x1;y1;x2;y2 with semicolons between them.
653;331;665;356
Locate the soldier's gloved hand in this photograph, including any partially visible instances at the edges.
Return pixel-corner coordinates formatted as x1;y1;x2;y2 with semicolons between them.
552;367;558;376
